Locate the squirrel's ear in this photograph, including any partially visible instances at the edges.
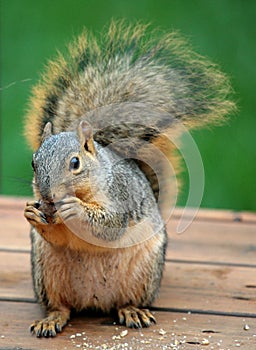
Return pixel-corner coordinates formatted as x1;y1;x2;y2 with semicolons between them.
41;122;52;144
78;121;96;155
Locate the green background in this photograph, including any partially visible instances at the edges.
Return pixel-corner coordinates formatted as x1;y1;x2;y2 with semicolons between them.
1;0;255;211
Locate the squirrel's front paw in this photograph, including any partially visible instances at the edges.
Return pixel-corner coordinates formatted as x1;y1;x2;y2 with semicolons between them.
24;201;48;226
55;196;85;222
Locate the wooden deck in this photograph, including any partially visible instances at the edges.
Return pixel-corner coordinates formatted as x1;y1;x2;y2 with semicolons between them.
0;196;255;349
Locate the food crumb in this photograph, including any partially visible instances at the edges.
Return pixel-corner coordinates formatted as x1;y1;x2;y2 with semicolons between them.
70;335;76;339
120;330;128;337
112;335;121;340
243;324;250;330
159;328;167;335
201;338;210;345
170;339;179;346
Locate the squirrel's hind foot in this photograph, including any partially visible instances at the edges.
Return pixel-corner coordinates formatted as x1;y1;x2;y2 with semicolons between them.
30;309;70;337
118;306;156;328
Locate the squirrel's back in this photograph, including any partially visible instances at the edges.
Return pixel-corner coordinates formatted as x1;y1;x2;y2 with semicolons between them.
25;21;235;211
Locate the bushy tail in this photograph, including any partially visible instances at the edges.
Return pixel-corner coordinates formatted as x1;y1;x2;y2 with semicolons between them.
25;20;235;149
25;21;235;215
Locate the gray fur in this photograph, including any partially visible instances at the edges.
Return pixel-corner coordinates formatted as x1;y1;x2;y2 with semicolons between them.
33;131;164;242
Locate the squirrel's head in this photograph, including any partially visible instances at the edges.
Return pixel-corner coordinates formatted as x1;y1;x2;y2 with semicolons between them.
31;121;97;203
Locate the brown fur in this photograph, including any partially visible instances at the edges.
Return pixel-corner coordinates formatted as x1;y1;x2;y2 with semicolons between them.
32;227;165;312
24;21;235;200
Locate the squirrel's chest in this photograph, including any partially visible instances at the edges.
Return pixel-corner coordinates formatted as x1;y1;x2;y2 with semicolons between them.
42;245;153;311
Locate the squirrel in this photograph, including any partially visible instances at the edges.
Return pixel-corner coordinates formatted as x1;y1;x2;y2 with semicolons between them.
24;21;234;337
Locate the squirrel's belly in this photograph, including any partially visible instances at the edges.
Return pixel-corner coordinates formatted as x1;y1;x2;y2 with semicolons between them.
40;233;165;312
58;248;154;311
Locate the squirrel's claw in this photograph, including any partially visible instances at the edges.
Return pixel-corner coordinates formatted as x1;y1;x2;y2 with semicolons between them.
26;200;41;209
24;203;48;225
30;320;57;338
30;310;69;337
118;306;156;328
55;196;84;222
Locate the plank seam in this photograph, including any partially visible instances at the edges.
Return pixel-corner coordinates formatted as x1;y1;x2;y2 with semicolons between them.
0;297;36;303
0;248;30;253
165;258;256;268
1;250;255;268
150;306;256;319
1;298;255;319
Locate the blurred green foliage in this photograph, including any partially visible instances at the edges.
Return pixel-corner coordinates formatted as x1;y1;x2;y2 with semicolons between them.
1;0;255;210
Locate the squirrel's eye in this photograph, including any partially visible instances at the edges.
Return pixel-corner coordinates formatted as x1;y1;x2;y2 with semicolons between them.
69;157;80;171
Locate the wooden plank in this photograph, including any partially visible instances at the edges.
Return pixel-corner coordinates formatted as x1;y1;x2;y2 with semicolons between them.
172;207;256;224
167;220;256;265
156;262;256;315
1;205;256;266
0;197;256;264
0;301;255;350
1;197;256;349
0;252;34;300
0;197;30;251
1;195;256;223
0;196;30;209
1;251;255;316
